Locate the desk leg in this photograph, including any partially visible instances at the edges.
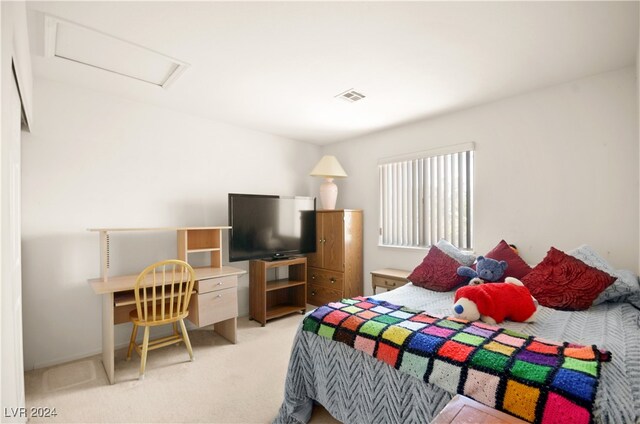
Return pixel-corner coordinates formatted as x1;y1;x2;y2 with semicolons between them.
101;293;115;384
214;317;237;344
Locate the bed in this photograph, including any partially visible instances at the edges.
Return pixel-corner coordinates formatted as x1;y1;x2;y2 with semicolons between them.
275;268;640;423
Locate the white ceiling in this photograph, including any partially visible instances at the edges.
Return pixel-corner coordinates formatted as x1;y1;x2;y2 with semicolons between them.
26;1;639;145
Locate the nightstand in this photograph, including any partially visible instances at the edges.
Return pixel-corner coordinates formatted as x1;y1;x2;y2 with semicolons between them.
370;268;410;294
432;395;528;424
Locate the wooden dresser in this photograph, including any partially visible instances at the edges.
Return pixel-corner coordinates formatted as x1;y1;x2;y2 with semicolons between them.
306;210;363;306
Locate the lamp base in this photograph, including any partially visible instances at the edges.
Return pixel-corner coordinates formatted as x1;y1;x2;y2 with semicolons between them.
319;178;338;210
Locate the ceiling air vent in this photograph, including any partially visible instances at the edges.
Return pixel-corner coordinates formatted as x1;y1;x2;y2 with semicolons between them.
44;15;189;89
335;89;366;103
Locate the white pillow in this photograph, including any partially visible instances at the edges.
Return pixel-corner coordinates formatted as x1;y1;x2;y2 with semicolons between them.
436;239;476;266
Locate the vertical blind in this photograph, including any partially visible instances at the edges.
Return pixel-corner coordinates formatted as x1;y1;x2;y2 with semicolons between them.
378;144;474;249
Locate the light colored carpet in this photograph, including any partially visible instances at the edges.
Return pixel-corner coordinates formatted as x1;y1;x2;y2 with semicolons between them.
24;313;339;423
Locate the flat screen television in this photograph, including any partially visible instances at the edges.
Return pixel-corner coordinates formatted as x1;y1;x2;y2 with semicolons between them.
228;193;316;262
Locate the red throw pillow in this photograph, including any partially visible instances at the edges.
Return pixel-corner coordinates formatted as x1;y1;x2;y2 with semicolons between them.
408;246;467;292
484;240;532;279
522;247;616;311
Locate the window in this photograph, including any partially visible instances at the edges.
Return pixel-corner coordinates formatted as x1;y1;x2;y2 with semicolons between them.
378;143;474;249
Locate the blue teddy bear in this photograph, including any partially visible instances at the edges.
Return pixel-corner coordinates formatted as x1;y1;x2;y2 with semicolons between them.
457;256;508;284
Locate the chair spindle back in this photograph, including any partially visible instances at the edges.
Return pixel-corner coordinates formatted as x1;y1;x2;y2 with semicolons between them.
134;260;195;323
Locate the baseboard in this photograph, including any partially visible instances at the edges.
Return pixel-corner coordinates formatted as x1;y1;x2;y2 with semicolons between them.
31;326;178;371
29;316;252;371
32;349;104;371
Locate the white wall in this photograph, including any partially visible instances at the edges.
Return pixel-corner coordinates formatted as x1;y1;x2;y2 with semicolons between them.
323;67;639;290
21;79;320;370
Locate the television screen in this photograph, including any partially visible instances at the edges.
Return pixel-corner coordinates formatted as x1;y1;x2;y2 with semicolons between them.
228;193;316;262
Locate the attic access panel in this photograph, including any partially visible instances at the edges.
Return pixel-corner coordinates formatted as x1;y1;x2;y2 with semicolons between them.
44;15;189;88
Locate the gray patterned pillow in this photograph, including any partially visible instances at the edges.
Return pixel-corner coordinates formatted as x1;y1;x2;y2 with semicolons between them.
567;245;640;304
436;239;476;266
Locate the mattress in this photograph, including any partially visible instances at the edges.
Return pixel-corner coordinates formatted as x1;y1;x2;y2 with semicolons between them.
274;283;640;424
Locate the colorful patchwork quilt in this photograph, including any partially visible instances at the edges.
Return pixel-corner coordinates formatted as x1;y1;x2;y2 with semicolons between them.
302;297;611;424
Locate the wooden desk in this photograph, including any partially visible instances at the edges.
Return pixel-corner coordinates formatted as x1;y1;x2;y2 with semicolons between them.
90;265;246;384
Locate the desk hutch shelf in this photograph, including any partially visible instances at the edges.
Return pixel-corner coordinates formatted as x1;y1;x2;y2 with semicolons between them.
177;227;223;267
88;226;230;281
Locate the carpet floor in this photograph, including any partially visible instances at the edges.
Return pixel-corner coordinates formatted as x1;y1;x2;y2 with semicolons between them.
24;312;339;423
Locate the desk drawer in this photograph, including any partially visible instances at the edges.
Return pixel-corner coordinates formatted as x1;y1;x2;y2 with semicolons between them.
188;287;238;328
308;267;344;290
196;275;238;294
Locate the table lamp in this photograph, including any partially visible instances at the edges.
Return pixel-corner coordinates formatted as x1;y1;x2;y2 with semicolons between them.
309;155;348;210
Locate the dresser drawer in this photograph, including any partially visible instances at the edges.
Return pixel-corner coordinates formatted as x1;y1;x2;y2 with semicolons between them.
307;283;342;306
188;286;237;327
196;275;238;294
372;274;405;289
308;267;344;290
371;269;410;294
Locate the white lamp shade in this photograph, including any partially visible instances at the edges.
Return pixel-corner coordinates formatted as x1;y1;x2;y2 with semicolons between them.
309;155;348;178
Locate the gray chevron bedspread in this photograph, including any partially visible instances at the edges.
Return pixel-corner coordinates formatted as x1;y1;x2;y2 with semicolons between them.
274;283;640;424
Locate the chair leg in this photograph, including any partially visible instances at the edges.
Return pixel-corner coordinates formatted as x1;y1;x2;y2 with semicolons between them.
126;324;139;361
173;322;180;346
139;326;150;380
179;319;194;361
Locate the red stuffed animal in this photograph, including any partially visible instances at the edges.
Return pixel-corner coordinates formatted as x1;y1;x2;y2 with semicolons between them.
453;277;538;324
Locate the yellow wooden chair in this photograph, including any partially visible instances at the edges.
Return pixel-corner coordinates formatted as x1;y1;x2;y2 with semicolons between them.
126;259;196;379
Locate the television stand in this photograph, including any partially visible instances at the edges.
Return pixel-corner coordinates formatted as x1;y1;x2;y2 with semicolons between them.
265;253;293;261
249;256;307;326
